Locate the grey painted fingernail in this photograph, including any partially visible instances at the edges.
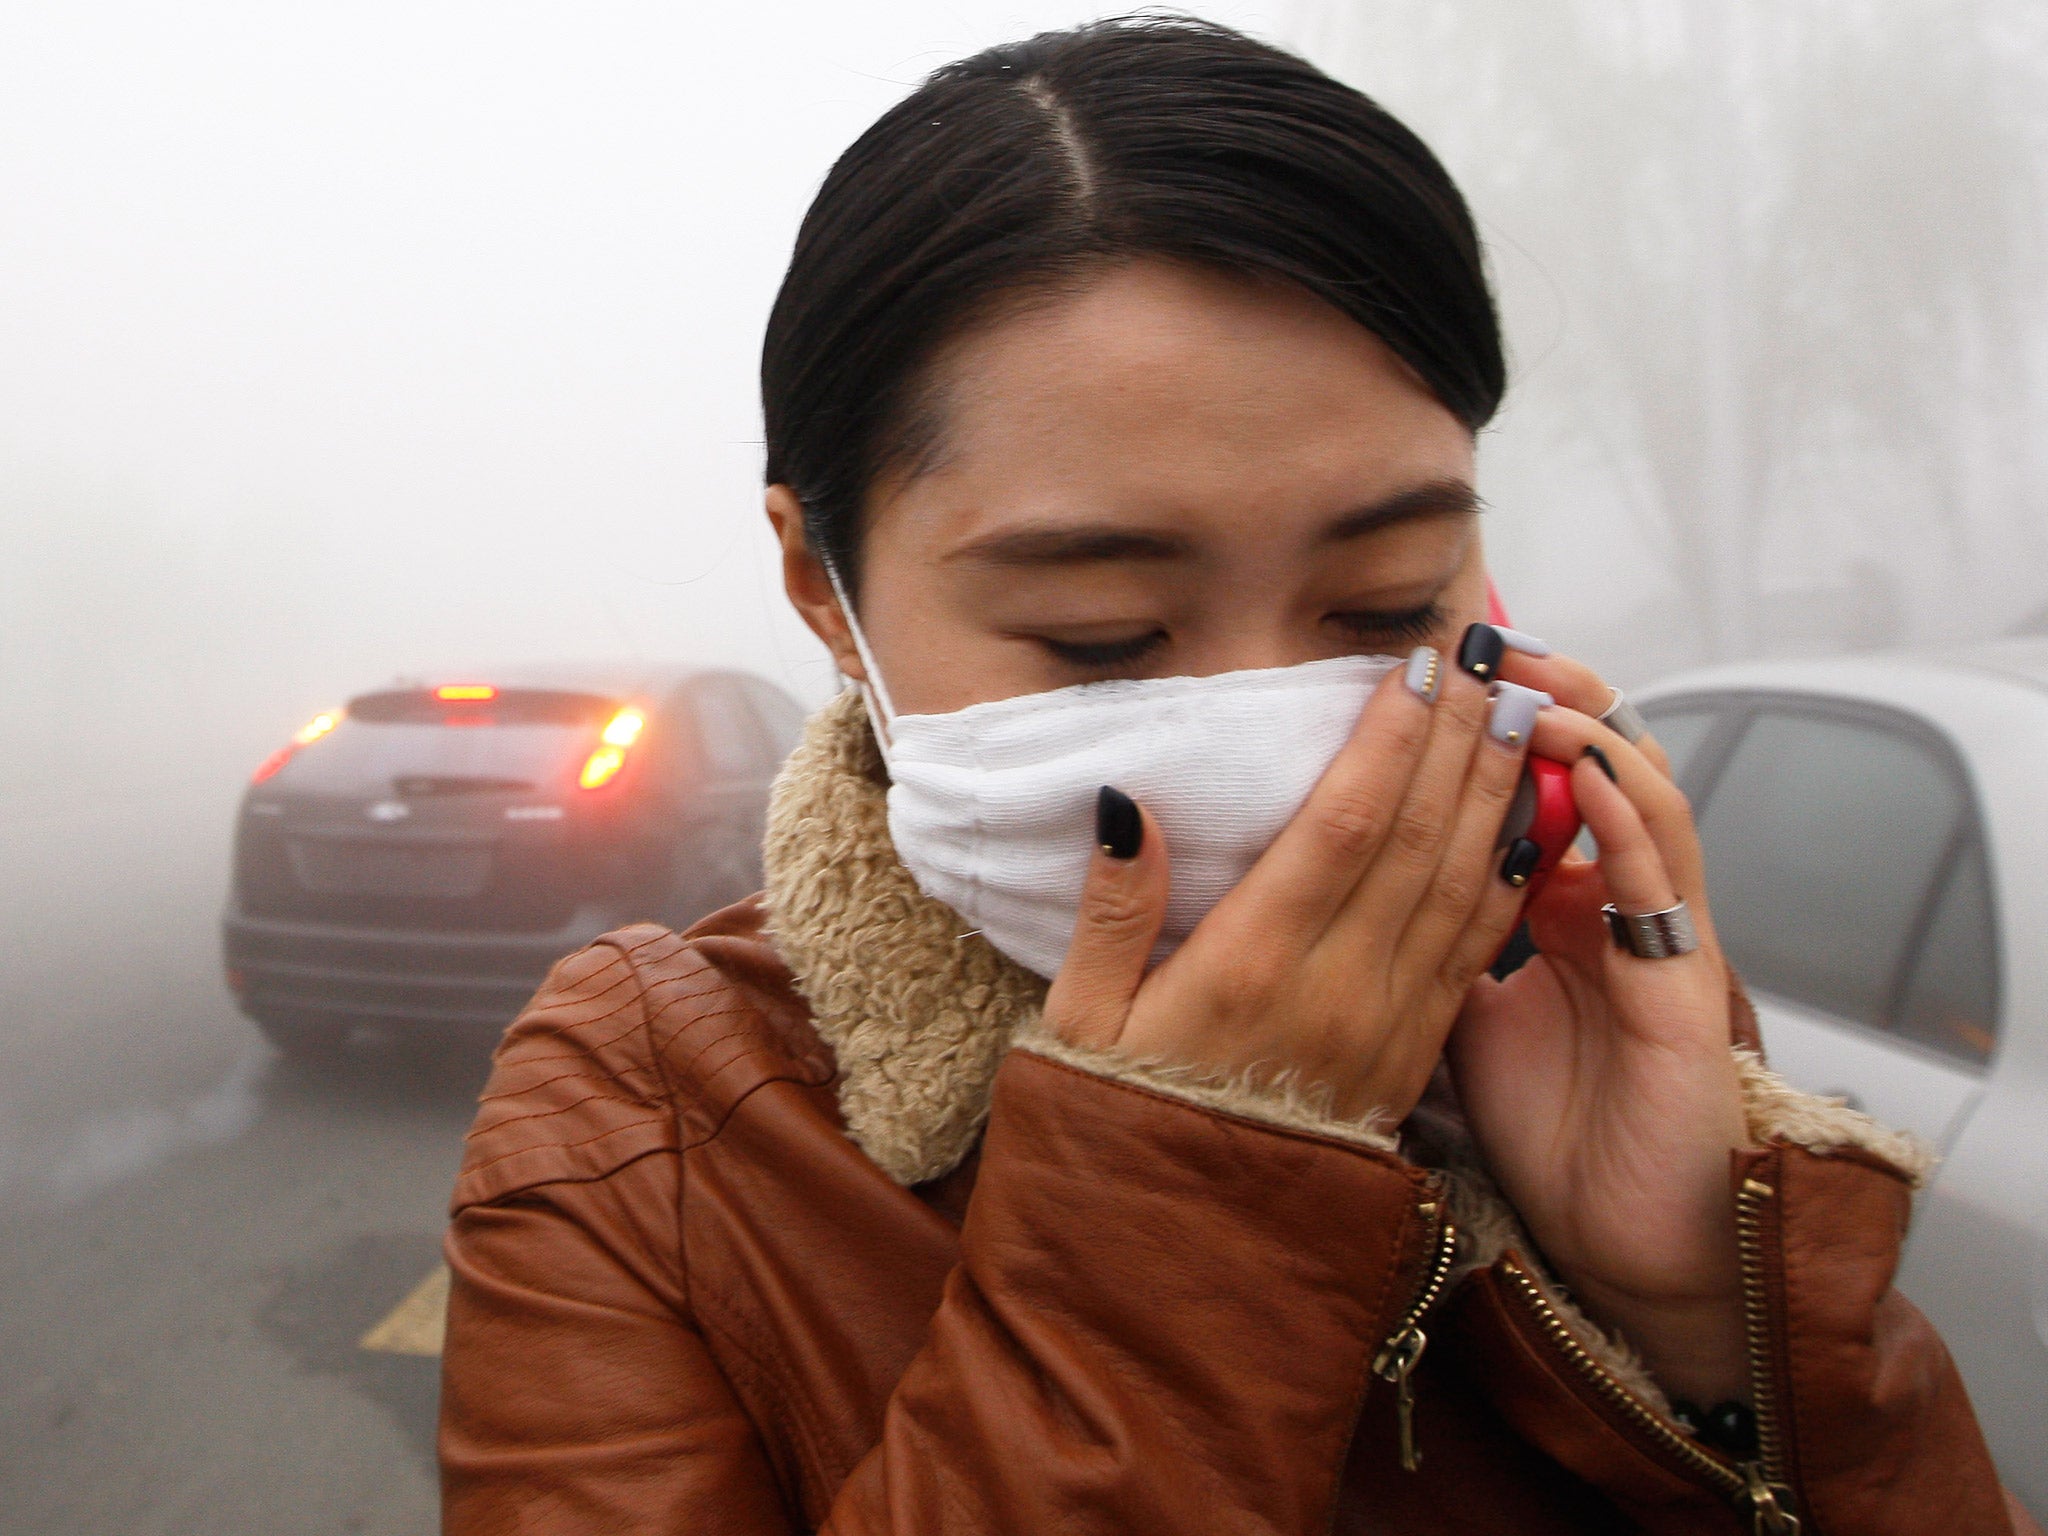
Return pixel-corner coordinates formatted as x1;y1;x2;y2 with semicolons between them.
1405;645;1442;703
1488;681;1552;747
1494;626;1552;657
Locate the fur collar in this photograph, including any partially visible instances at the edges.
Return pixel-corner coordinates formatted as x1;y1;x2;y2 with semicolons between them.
761;688;1048;1187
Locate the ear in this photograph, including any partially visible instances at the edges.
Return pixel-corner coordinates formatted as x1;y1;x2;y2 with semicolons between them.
767;485;866;682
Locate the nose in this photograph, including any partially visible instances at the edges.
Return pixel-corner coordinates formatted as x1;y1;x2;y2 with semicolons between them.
1177;626;1332;679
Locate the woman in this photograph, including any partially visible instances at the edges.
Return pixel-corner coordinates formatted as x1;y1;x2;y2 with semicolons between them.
439;19;2025;1533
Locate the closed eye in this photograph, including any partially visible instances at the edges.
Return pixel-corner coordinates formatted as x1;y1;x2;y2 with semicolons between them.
1038;630;1169;669
1328;602;1444;645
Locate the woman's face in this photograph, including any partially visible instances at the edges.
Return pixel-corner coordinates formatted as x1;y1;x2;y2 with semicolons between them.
771;258;1486;717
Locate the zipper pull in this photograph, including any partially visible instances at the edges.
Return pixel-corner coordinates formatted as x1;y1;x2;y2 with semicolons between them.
1372;1325;1429;1472
1371;1192;1457;1475
1739;1461;1801;1535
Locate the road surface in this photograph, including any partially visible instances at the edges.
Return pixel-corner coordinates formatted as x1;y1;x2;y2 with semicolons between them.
1;786;483;1535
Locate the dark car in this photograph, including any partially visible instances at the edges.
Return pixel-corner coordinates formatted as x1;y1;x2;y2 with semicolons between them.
222;664;806;1057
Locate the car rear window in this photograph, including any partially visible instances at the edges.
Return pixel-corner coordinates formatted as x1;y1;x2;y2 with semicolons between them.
273;690;618;794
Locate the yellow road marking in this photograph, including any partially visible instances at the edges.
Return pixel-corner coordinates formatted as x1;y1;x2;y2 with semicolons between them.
360;1263;449;1357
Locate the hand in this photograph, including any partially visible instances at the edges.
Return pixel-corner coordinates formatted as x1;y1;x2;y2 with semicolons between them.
1452;650;1750;1403
1043;638;1538;1131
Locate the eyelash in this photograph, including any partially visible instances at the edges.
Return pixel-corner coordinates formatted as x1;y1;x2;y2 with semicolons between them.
1330;601;1446;643
1041;631;1169;669
1040;602;1444;671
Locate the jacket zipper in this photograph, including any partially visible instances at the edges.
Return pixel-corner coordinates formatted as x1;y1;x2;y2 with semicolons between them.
1498;1255;1801;1535
1497;1259;1745;1497
1735;1174;1800;1534
1371;1194;1458;1472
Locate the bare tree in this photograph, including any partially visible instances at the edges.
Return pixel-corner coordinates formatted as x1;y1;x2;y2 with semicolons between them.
1287;0;2048;676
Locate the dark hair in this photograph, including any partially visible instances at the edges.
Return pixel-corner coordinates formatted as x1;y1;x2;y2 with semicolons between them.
761;15;1502;589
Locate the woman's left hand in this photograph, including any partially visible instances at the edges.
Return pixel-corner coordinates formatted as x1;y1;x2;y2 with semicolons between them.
1450;650;1751;1404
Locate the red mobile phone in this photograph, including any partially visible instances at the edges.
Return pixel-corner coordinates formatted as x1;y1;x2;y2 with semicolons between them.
1487;582;1581;905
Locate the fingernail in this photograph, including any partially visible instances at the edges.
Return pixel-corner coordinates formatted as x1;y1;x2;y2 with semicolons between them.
1404;645;1442;703
1487;681;1551;747
1096;785;1142;860
1500;837;1542;888
1494;626;1552;657
1582;743;1619;783
1457;622;1504;681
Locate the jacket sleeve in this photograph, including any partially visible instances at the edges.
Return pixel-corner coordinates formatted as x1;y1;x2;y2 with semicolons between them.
1734;1138;2014;1533
438;938;796;1535
440;951;1449;1534
1450;1050;2017;1535
816;1046;1438;1533
442;1174;795;1534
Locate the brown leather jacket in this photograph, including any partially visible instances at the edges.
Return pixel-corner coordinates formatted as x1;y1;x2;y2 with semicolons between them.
439;692;2021;1534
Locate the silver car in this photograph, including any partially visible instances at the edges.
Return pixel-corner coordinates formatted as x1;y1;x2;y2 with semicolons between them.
1636;638;2048;1511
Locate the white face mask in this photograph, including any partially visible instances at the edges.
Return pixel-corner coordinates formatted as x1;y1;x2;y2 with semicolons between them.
828;566;1400;979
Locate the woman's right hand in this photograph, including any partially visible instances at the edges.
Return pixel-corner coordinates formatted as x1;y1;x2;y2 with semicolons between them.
1043;636;1538;1126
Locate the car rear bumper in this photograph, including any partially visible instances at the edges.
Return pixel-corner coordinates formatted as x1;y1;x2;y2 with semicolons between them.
221;906;628;1032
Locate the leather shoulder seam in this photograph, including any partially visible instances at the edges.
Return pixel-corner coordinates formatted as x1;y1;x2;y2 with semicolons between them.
601;931;825;1153
450;1142;679;1214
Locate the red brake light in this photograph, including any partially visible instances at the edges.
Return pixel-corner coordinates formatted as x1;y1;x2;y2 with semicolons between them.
250;747;295;784
435;683;497;702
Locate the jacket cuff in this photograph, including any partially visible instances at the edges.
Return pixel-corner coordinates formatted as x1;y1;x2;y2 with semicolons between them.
1491;1047;1938;1434
1734;1047;1935;1187
1737;1140;2014;1532
1011;1025;1399;1155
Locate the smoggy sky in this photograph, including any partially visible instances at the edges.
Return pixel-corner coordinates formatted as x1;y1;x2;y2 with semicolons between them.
4;0;2046;1225
0;1;1286;815
5;0;2045;819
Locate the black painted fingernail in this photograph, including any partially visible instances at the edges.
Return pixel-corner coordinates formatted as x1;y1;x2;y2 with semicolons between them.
1499;836;1542;888
1457;622;1504;681
1582;743;1619;784
1097;785;1142;860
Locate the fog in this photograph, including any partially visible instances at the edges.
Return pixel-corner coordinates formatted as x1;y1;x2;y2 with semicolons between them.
9;2;2041;1151
1298;0;2048;674
2;0;2044;1523
0;0;1280;1203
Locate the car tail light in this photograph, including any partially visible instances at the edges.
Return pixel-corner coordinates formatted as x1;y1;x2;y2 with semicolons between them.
294;710;342;744
435;683;497;702
578;707;646;790
251;708;343;783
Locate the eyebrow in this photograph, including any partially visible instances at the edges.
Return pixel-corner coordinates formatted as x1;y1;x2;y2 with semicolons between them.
946;477;1483;571
1320;478;1484;543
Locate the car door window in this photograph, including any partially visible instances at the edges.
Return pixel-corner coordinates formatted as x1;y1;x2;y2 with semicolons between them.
1635;707;1721;792
693;680;768;779
744;678;806;761
1696;708;1970;1035
1893;838;2000;1067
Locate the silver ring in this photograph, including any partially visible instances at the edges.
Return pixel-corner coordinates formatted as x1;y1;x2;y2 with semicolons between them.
1602;901;1699;959
1597;687;1647;744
